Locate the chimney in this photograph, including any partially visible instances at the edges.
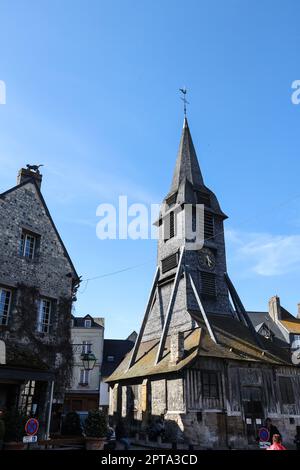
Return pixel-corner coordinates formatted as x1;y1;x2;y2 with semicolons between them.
268;296;281;322
170;331;184;364
297;303;300;319
17;167;42;189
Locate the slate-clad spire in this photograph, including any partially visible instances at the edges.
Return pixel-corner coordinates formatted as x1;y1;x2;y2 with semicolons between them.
170;117;204;193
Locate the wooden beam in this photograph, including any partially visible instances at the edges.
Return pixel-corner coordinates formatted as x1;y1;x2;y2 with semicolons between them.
155;247;185;365
188;272;217;344
127;267;160;370
224;273;264;349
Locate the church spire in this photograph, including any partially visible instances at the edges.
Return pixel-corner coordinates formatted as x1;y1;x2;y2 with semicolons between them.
169;117;204;194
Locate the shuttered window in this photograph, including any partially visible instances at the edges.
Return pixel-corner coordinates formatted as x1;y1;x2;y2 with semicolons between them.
164;211;176;241
162;252;178;274
279;377;295;404
200;271;216;297
204;210;214;240
202;371;219;399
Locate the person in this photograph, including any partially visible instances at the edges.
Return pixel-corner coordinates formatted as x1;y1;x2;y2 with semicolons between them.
148;416;165;440
104;421;116;450
265;418;281;443
266;434;286;450
115;420;130;450
0;408;5;450
294;426;300;450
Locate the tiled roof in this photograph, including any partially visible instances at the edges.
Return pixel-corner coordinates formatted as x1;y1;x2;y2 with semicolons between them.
106;314;292;383
280;319;300;334
71;315;104;329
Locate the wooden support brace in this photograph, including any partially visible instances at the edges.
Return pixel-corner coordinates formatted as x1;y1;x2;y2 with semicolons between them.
155;247;185;365
188;272;217;344
224;272;264;350
127;267;160;370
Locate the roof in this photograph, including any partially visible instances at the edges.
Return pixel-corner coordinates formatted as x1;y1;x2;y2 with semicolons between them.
248;310;300;335
247;311;288;343
107;314;292;383
0;177;79;281
280;319;300;334
170;118;204;193
101;339;135;377
71;314;104;329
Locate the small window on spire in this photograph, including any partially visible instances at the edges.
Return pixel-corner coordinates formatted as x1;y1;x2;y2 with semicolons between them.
166;192;177;208
204;211;214;240
164;211;176;241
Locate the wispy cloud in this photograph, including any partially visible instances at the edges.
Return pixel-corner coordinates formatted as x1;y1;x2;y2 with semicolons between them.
226;229;300;276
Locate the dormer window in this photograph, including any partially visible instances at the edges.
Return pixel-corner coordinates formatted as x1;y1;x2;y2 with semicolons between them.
85;319;92;328
19;230;38;259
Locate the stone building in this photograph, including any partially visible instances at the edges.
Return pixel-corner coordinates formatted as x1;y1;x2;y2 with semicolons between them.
107;118;300;448
0;166;79;437
64;314;104;413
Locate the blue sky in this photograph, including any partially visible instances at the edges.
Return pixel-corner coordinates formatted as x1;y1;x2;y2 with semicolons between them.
0;0;299;338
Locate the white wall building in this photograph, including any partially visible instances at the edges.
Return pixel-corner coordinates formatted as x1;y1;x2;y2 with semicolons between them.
64;314;104;412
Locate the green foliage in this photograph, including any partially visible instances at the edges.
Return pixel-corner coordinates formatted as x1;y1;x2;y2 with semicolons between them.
8;283;74;396
61;411;82;436
84;410;108;438
3;409;27;442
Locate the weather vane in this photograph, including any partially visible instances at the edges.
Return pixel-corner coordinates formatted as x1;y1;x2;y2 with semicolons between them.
179;87;189;116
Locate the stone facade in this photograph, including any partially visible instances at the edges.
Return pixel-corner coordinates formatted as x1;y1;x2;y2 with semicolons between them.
0;169;78;436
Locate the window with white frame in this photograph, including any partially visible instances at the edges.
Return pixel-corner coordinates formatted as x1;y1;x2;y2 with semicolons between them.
0;287;11;325
19;231;38;259
84;319;92;328
37;299;51;333
82;341;92;354
79;369;89;385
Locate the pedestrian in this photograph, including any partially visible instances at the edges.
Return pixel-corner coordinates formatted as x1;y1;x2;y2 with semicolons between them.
0;408;5;451
294;426;300;450
265;418;281;443
115;420;130;450
266;434;286;450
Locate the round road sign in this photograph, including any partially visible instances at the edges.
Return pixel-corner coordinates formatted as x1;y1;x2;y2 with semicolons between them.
258;427;270;442
25;418;39;436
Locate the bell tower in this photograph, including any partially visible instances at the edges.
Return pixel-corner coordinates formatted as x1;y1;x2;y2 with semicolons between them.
157;117;231;315
127;117;263;371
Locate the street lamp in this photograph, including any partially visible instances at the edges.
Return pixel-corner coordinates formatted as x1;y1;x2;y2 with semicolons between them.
81;352;96;371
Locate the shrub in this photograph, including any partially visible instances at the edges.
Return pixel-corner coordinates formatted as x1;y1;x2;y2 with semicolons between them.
61;411;82;436
83;410;107;438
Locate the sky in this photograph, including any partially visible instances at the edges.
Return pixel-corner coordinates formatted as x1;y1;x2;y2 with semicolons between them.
0;0;299;338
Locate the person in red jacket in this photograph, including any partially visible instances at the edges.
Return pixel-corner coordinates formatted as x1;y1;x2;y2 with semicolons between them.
267;434;286;450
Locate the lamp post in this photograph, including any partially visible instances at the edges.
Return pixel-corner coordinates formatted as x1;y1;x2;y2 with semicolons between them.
81;352;96;371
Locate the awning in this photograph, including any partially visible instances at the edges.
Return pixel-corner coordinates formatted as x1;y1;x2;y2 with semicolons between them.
0;365;54;382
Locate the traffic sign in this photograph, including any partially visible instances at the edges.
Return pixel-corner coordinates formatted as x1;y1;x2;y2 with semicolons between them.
258;427;270;442
23;435;38;443
25;418;39;436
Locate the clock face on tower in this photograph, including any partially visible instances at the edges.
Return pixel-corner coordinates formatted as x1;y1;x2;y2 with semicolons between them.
198;247;216;270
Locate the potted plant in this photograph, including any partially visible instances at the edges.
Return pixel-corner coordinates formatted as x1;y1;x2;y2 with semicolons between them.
83;409;107;450
61;411;82;436
3;409;27;450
